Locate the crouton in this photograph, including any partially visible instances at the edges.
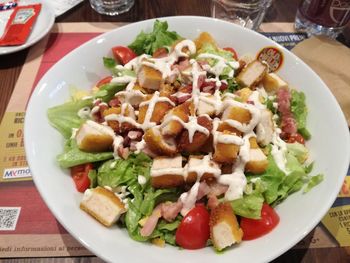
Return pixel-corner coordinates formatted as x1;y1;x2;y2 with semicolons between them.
256;109;274;146
185;155;221;184
116;85;146;107
262;73;288;94
236;60;268;88
138;65;162;90
76;120;114;152
138;94;173;125
210;202;243;251
103;104;136;133
80;187;126;227
178;115;213;153
161;102;190;137
245;137;268;174
235;87;253;102
213;131;241;164
197;94;217;116
151;155;184;188
144;126;177;156
219;105;252;135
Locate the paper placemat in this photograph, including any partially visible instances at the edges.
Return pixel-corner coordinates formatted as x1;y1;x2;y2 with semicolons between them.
0;22;349;258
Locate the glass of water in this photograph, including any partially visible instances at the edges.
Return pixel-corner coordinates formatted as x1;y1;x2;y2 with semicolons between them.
211;0;272;30
89;0;134;16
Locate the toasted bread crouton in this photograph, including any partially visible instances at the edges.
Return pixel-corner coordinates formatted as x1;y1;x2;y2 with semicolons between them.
151;155;184;188
138;65;162;90
116;86;146;107
213;131;241;164
186;155;221;184
144;126;177;156
178;115;213;153
245;137;268;174
161;102;190;137
138;94;173;125
256;109;274;146
197;94;218;116
236;60;267;88
235;87;253;102
210;202;243;251
262;73;288;94
221;105;252;125
76;120;114;152
103;104;136;133
80;187;126;227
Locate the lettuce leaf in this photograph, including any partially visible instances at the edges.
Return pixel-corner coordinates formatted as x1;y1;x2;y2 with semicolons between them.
47;98;93;139
128;20;181;55
93;82;126;102
231;192;264;219
304;174;324;193
287;142;308;164
56;139;113;168
291;90;311;139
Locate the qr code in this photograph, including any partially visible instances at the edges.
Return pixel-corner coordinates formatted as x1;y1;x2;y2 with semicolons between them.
0;207;21;231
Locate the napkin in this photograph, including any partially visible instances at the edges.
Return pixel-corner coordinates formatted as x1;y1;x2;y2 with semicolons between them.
292;36;350;126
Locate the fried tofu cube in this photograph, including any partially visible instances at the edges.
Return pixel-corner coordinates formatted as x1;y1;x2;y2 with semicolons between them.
151;155;184;188
138;65;162;90
161;102;190;137
210;202;243;251
144;126;178;156
245;137;268;174
236;60;268;88
262;73;288;94
186;155;221;184
256;109;274;146
80;187;126;227
76;120;114;152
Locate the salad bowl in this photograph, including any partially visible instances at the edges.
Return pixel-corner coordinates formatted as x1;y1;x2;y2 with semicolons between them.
24;16;350;263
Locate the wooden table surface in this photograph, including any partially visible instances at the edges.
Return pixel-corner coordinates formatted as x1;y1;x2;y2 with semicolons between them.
1;0;349;262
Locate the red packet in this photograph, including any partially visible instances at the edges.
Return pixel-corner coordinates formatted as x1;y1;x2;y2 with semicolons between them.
0;4;41;46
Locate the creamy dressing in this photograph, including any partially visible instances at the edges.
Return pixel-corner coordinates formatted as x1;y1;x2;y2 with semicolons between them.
180;181;200;216
198;89;222;115
271;127;289;174
111;75;136;84
112;135;124;159
186;154;221;180
137;175;147;185
134;139;146;154
77;106;91;119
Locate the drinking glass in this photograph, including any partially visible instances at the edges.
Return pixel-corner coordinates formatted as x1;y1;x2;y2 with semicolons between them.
211;0;272;31
89;0;134;16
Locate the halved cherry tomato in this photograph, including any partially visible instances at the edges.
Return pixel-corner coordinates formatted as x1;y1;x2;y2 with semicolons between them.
223;47;238;60
70;163;93;193
175;204;210;249
96;76;113;88
241;203;280;240
112;46;137;65
287;133;305;145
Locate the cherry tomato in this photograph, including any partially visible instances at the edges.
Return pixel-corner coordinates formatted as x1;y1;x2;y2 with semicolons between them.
70;163;93;193
112;46;137;65
223;47;238;60
96;76;113;88
175;204;210;249
241;203;280;240
287;133;305;145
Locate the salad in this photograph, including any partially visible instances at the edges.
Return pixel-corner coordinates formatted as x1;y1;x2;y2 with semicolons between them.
47;20;323;251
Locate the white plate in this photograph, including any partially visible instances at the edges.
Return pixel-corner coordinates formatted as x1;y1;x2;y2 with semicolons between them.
0;0;55;55
24;16;350;263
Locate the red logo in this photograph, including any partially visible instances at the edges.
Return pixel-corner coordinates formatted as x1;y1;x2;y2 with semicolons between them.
256;47;284;73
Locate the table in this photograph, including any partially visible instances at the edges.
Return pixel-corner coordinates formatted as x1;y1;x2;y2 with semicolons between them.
0;1;349;262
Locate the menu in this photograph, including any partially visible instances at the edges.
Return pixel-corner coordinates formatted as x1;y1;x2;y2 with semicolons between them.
0;22;349;258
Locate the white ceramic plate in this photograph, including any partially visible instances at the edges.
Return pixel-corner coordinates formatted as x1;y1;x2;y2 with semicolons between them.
0;0;55;55
24;16;350;263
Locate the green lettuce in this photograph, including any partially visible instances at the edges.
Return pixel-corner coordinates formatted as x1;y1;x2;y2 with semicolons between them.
57;139;113;168
231;192;264;219
304;174;324;193
128;20;181;55
287;142;308;164
291;90;311;139
47;98;92;139
93;82;126;102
